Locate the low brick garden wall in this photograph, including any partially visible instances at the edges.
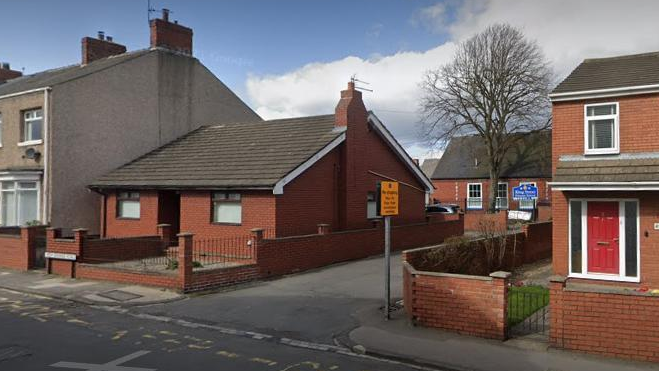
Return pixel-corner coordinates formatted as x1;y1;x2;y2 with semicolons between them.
550;277;659;363
464;211;507;232
403;221;552;340
0;226;46;271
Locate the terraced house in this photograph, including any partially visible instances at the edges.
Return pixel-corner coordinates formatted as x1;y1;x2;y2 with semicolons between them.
549;51;659;362
0;11;259;232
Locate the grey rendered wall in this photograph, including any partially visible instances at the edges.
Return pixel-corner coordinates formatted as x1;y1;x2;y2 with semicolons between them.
49;50;260;232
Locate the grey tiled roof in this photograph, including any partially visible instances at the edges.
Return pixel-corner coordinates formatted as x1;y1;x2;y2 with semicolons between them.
430;131;551;180
555;158;659;183
91;115;343;189
0;49;152;96
552;51;659;94
420;158;440;178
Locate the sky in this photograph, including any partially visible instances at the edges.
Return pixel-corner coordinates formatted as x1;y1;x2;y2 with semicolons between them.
2;0;659;161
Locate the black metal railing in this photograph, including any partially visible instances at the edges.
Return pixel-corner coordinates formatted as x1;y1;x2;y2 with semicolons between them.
192;235;254;268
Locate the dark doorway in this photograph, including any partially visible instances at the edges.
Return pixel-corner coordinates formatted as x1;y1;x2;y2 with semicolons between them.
158;190;181;244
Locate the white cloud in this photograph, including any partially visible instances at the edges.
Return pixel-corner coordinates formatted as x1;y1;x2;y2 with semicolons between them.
246;0;659;161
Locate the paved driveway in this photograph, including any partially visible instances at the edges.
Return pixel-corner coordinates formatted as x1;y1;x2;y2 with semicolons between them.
139;253;402;344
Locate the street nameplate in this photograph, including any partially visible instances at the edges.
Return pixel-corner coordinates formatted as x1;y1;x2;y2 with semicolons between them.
380;181;399;216
44;252;77;261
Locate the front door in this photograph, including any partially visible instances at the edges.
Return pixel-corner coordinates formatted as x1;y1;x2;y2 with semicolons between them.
587;202;619;274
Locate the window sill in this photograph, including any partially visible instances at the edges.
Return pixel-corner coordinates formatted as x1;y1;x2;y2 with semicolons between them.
568;272;640;283
211;222;242;226
584;148;619;156
18;140;43;147
116;217;140;221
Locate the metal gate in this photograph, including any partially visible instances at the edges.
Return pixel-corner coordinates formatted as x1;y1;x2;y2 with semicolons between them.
33;236;47;269
508;286;549;337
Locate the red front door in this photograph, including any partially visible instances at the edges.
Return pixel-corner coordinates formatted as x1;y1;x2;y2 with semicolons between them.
587;202;619;274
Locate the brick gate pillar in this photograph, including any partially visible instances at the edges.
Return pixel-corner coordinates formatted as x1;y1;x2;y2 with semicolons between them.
177;232;194;291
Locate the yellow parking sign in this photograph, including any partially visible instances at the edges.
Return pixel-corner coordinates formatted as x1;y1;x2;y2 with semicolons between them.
380;181;399;216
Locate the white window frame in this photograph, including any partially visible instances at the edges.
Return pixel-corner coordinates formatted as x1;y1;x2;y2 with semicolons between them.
19;108;44;146
366;192;379;219
466;183;482;210
116;191;140;219
496;182;508;210
568;198;640;283
0;174;41;227
212;192;242;224
518;181;537;210
584;102;619;155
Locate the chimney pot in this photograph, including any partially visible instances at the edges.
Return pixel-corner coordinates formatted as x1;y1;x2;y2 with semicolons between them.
97;31;105;40
106;36;113;42
162;8;170;21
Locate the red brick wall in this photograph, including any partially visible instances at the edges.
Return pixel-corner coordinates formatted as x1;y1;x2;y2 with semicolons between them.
82;236;165;263
552;191;659;287
464;212;508;232
404;263;508;340
186;264;260;292
550;280;659;363
105;191;160;237
432;178;551;210
76;264;180;288
276;148;341;236
180;190;276;239
256;218;464;277
0;227;42;270
521;221;552;264
150;18;193;55
81;36;126;64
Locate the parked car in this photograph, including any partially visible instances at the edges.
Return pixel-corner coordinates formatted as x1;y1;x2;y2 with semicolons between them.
426;204;459;214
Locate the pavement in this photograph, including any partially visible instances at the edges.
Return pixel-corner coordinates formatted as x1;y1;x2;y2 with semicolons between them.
0;268;182;307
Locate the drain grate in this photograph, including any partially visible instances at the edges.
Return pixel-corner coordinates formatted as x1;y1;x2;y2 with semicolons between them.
0;345;30;362
97;290;143;302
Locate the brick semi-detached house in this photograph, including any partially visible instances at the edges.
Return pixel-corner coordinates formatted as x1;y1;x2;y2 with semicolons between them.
0;10;259;233
424;131;551;218
90;81;434;239
549;51;659;362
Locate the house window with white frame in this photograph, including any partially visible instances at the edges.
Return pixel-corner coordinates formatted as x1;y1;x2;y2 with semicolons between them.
21;108;43;144
585;103;618;154
116;191;140;219
467;183;482;209
212;192;242;224
569;199;639;282
1;181;39;226
496;182;508;209
519;181;536;210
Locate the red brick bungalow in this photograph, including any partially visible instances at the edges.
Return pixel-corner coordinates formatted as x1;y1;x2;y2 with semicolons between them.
549;51;659;362
89;82;434;239
425;132;552;218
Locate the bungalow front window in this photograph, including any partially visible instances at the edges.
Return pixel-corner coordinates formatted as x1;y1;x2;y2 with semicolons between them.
467;183;482;209
569;199;639;282
212;192;242;224
1;181;39;226
117;191;140;219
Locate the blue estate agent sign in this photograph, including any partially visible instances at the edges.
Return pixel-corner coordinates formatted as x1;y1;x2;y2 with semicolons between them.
512;184;538;201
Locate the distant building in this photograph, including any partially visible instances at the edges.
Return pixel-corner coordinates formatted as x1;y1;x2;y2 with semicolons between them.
427;131;551;216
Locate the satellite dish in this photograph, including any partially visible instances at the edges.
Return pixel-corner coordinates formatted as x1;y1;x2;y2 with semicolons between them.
24;148;41;161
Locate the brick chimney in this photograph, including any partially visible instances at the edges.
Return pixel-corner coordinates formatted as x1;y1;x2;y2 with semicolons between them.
150;9;193;55
0;62;22;83
81;31;127;65
334;81;368;128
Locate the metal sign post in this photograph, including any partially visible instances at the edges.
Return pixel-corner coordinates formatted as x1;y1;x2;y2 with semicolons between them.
379;181;399;320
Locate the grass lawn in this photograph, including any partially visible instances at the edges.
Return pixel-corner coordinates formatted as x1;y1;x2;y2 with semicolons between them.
508;285;549;326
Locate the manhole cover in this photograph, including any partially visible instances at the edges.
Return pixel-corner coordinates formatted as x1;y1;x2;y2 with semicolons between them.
97;290;143;302
0;345;30;362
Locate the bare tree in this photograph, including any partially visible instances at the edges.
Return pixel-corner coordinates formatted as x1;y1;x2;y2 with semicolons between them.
420;24;552;212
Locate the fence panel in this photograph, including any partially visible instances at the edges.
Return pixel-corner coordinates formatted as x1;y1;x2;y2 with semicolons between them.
192;235;254;269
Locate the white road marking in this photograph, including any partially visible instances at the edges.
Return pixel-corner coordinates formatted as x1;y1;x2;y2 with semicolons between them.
29;279;96;290
50;350;155;371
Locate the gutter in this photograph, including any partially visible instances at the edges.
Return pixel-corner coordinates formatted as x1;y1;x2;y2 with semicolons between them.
0;87;50;101
549;83;659;102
